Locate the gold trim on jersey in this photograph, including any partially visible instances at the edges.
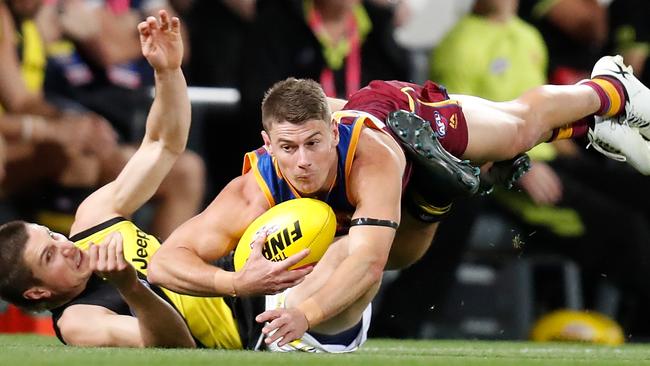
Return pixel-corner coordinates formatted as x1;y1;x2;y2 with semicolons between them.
332;110;397;205
72;218;242;349
344;117;366;204
243;151;276;207
399;86;459;110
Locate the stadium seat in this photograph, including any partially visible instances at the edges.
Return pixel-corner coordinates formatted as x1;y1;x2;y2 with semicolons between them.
423;210;584;340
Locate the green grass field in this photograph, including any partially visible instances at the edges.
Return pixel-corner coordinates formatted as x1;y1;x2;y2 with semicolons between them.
3;335;650;366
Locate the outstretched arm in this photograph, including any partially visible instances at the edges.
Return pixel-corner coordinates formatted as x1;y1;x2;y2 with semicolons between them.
71;10;191;233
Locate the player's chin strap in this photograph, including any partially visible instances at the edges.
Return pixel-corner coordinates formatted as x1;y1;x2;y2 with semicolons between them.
350;217;399;229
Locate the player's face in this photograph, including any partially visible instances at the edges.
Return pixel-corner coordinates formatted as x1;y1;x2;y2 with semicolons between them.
22;224;91;303
264;119;339;196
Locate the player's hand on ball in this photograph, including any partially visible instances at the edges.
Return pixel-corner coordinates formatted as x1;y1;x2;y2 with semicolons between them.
88;232;138;290
233;228;313;296
256;307;309;347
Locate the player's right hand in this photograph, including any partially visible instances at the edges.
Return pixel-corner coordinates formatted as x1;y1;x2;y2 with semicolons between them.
233;228;313;297
137;10;183;72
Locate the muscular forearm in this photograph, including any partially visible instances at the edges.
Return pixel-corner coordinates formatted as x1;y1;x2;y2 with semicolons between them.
148;248;235;297
298;252;383;327
118;279;196;348
146;68;191;154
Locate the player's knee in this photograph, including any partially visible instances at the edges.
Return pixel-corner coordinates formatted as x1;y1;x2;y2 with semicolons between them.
511;126;538;157
169;151;206;193
365;263;385;289
509;107;543;157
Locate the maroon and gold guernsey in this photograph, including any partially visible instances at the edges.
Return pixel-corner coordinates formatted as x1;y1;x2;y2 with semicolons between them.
243;80;469;234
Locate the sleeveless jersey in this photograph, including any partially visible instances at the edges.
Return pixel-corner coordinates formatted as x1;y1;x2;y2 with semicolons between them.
51;218;242;349
242;80;468;231
243;114;388;234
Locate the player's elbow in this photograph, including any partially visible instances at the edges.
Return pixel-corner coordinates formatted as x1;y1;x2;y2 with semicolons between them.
366;263;384;285
162;136;189;156
146;254;168;287
365;256;387;285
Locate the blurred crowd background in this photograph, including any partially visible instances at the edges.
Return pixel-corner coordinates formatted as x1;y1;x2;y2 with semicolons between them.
1;0;650;343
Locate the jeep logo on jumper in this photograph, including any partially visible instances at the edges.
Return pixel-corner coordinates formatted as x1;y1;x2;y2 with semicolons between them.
434;111;446;137
131;229;150;270
262;220;303;261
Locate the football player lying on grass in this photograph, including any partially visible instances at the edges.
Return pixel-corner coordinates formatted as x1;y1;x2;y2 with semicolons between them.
0;10;371;352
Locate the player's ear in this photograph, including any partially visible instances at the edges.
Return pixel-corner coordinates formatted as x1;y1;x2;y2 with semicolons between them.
330;119;339;147
23;287;52;301
261;130;273;156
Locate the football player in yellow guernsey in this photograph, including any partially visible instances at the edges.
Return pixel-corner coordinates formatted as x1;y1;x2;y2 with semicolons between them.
0;10;373;352
0;10;205;348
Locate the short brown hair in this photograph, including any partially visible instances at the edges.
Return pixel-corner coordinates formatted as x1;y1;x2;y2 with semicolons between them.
261;78;331;131
0;221;46;310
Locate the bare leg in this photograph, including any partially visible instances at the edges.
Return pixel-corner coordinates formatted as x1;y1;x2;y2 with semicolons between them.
2;142;71;193
151;151;205;239
286;236;380;334
386;210;439;270
455;84;600;162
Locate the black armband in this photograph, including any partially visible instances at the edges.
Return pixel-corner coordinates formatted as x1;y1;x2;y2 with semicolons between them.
350;217;399;229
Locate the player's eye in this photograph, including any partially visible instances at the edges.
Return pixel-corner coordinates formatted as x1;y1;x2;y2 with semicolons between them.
48;230;58;240
45;248;53;263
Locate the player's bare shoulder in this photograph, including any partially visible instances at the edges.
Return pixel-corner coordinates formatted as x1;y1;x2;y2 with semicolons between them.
346;125;407;206
216;171;271;224
354;126;406;171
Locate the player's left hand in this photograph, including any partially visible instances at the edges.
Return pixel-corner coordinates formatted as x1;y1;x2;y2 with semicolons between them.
256;307;309;347
137;9;183;72
88;232;138;290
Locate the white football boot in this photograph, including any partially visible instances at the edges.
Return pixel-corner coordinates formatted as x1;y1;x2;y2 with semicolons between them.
591;55;650;139
588;116;650;175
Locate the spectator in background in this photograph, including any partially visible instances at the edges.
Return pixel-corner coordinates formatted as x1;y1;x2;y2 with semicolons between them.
425;0;650;339
37;0;187;141
0;0;205;239
518;0;610;84
430;0;547;99
372;0;547;338
392;0;475;83
176;1;260;197
0;0;120;208
240;0;410;129
186;0;256;88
